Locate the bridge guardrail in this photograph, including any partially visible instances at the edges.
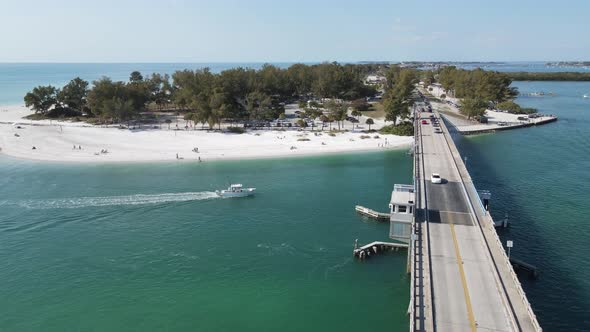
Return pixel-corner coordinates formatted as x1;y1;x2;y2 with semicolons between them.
438;113;542;332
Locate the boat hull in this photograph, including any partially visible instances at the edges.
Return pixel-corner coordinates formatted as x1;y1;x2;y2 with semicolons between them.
216;188;256;198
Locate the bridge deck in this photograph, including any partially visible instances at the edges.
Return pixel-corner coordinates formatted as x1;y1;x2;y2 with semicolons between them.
413;111;540;332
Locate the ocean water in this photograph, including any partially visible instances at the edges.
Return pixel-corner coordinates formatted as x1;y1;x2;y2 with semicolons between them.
0;151;413;331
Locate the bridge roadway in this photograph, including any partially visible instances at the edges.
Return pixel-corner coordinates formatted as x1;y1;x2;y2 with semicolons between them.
411;110;541;332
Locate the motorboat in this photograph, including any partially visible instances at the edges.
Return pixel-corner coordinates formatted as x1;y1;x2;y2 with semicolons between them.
216;184;256;198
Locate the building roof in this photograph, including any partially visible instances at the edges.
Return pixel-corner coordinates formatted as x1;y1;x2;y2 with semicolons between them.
390;184;415;205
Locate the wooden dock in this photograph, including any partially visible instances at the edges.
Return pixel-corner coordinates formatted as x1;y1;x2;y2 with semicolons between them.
355;205;390;221
353;240;408;259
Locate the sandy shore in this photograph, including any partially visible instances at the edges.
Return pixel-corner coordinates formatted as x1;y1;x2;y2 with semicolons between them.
0;105;412;163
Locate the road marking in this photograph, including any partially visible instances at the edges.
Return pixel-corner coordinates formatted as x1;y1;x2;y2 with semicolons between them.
439;210;471;215
450;224;477;332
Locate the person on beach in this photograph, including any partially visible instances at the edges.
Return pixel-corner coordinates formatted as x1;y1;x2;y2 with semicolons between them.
198;156;201;162
79;145;81;150
176;153;179;159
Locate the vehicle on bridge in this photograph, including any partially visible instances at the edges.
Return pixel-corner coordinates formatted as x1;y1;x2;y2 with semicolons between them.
431;173;442;184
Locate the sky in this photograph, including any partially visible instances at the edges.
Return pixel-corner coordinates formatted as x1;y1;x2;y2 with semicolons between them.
0;0;588;62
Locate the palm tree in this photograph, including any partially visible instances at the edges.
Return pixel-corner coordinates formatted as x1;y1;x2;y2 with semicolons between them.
165;119;172;130
351;109;362;123
366;118;374;131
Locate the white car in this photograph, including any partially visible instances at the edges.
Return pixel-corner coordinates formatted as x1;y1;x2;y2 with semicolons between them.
431;173;442;184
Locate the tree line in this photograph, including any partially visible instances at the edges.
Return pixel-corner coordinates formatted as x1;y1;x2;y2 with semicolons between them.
433;66;519;119
506;71;590;81
24;63;384;127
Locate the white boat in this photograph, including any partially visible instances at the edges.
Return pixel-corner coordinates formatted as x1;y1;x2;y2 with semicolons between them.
584;94;590;99
216;184;256;198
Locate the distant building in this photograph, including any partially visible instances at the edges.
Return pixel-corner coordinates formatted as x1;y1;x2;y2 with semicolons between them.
365;75;386;85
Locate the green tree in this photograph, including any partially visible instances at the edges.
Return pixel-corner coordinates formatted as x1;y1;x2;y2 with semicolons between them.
421;70;435;87
24;85;58;114
58;77;89;112
192;92;213;129
496;100;537;114
383;95;408;125
209;89;231;129
351;109;362;122
351;99;370;112
320;114;330;130
246;91;272;121
297;119;307;128
366;118;374;130
325;100;349;130
101;98;134;125
460;98;488;119
87;77;127;118
149;73;173;110
129;71;144;83
184;112;196;128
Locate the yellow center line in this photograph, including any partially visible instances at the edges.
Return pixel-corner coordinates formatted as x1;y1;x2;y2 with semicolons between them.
450;224;477;332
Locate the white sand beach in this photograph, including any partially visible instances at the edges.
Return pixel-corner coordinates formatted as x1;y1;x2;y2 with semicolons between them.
0;105;412;163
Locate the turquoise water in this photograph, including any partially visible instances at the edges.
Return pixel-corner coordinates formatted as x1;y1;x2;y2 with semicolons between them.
455;81;590;331
0;151;412;331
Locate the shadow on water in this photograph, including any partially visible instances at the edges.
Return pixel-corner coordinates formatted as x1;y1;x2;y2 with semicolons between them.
450;129;590;331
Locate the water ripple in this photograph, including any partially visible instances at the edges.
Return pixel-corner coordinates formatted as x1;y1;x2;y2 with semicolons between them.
0;191;219;210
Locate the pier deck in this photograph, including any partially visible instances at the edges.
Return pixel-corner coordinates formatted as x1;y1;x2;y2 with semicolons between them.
355;205;390;221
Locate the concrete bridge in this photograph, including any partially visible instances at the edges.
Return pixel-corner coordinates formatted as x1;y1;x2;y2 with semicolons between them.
392;109;542;331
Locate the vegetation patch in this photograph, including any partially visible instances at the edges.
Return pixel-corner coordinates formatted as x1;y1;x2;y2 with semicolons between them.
379;123;414;136
360;135;371;139
226;126;246;134
495;101;537;114
507;72;590;81
361;102;385;118
297;138;311;141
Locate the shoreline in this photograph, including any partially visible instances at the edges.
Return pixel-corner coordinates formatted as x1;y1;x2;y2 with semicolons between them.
0;145;410;166
0;104;412;164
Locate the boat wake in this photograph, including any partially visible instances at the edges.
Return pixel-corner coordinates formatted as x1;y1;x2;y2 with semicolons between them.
3;191;219;209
